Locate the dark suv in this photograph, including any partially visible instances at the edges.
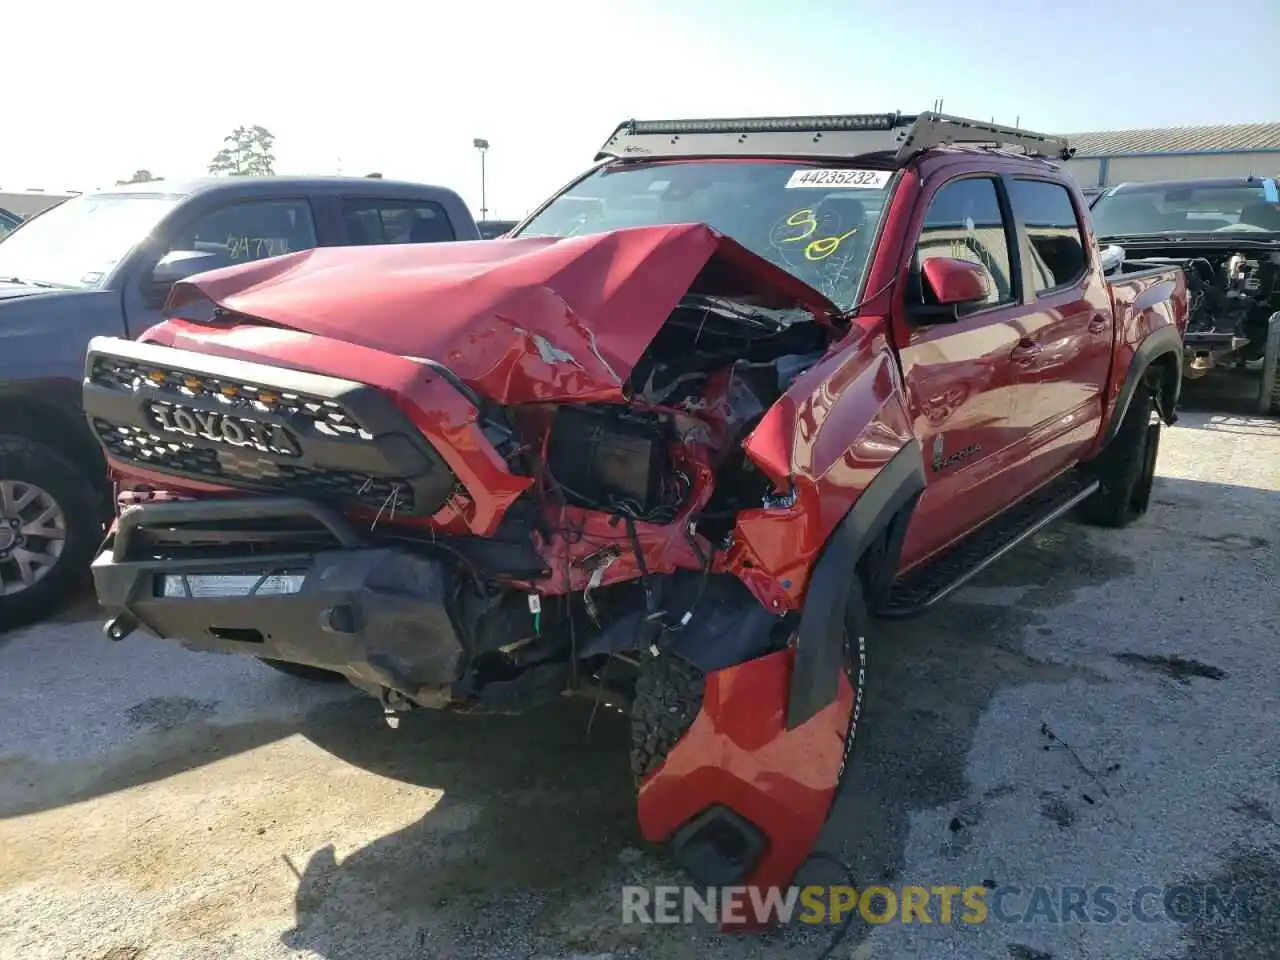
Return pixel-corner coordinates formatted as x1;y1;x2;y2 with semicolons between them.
0;176;478;628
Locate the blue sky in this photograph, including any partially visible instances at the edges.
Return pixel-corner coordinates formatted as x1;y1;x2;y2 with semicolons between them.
4;0;1277;216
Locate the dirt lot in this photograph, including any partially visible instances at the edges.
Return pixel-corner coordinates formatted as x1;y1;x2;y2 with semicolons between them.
1;392;1277;960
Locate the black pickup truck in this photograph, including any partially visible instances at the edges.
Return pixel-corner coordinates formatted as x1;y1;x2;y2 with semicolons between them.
0;176;479;628
1091;176;1280;412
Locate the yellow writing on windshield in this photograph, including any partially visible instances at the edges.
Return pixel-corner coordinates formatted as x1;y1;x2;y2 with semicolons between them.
778;209;858;261
805;226;858;261
779;209;818;242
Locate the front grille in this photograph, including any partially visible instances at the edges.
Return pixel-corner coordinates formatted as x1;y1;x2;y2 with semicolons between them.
94;420;415;514
85;338;460;519
88;356;372;441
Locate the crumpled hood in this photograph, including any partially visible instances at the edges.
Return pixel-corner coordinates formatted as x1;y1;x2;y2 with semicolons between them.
167;223;838;403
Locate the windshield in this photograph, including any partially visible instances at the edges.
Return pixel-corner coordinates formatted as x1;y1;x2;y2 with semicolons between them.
0;192;182;289
517;161;895;309
1091;181;1280;238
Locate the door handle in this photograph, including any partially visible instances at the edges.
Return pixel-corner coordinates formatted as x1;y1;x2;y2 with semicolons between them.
1088;314;1109;334
1011;338;1042;364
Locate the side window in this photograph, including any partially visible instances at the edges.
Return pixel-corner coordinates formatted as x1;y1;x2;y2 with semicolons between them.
167;199;316;266
340;199;456;245
914;178;1014;308
1008;179;1087;293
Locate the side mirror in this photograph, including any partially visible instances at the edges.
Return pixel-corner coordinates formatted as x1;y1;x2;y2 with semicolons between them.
1098;244;1126;275
150;249;227;287
913;257;992;323
923;257;991;305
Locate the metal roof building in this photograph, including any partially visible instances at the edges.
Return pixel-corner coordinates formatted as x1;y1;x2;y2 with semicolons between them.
1061;122;1280;189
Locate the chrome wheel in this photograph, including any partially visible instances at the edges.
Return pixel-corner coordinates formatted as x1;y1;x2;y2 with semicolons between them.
0;480;67;596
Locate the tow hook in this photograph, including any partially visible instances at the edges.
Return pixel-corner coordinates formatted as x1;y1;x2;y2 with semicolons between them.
103;612;139;642
380;687;414;729
1188;351;1215;377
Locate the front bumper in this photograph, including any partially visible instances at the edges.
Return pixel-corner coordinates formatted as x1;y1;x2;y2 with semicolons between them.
93;496;464;701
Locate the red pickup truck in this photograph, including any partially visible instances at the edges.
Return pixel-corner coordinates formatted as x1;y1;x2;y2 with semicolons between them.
82;112;1187;905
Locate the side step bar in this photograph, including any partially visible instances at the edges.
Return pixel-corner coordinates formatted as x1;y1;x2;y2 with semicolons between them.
877;472;1099;619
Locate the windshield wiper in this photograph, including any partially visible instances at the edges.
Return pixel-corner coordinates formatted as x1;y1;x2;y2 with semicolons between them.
0;276;60;288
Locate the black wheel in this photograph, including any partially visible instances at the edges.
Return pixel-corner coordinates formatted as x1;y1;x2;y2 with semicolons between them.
258;658;349;683
1077;390;1160;529
0;435;101;630
1259;311;1280;416
629;583;868;785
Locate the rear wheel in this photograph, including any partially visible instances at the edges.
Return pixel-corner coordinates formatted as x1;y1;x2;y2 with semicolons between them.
1259;311;1280;415
0;435;101;630
1077;390;1160;529
258;658;349;683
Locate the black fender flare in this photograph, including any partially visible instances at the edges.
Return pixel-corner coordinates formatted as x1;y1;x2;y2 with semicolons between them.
786;440;926;730
1099;324;1183;450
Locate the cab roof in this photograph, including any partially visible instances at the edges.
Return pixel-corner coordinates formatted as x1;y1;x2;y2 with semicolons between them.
94;176;461;201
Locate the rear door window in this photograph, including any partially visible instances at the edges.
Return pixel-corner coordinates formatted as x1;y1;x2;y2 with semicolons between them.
1008;179;1088;293
340;199;456;245
166;199;317;266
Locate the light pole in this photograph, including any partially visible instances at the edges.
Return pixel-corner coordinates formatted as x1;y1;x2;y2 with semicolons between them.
472;138;490;221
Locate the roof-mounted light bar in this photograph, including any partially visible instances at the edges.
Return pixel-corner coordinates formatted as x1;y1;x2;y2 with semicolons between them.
626;113;905;135
596;111;1074;165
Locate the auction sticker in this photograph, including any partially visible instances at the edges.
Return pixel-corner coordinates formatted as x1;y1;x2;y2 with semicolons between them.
785;168;892;189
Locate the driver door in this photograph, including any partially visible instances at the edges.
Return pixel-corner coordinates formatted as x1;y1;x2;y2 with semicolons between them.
891;174;1037;568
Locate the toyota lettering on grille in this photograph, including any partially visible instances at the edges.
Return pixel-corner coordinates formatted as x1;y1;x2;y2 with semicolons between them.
148;402;301;457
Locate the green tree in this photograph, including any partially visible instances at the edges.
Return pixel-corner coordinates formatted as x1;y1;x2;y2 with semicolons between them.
116;169;160;185
208;125;277;176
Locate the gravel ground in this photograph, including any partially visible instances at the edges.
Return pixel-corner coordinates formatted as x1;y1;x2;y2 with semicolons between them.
0;390;1277;960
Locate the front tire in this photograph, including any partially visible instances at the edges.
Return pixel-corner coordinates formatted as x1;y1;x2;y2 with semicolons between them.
0;435;101;630
629;585;869;786
630;652;706;783
1077;390;1160;529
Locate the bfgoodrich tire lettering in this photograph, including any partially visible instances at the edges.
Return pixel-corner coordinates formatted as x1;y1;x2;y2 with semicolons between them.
0;435;101;630
836;632;867;786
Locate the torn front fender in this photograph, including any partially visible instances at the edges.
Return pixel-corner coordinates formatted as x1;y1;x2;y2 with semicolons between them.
636;646;855;925
166;224;839;405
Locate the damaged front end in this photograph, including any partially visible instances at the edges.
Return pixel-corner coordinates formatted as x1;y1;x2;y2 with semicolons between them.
86;222;882;897
89;223;844;700
1123;246;1280;378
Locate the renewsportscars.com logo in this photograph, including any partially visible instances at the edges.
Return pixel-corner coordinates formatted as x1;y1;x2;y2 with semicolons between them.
622;883;1255;926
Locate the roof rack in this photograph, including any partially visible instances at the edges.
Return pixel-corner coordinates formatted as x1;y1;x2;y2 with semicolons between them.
596;112;1075;165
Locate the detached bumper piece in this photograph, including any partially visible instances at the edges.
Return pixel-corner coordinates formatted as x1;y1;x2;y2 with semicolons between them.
93;497;465;703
